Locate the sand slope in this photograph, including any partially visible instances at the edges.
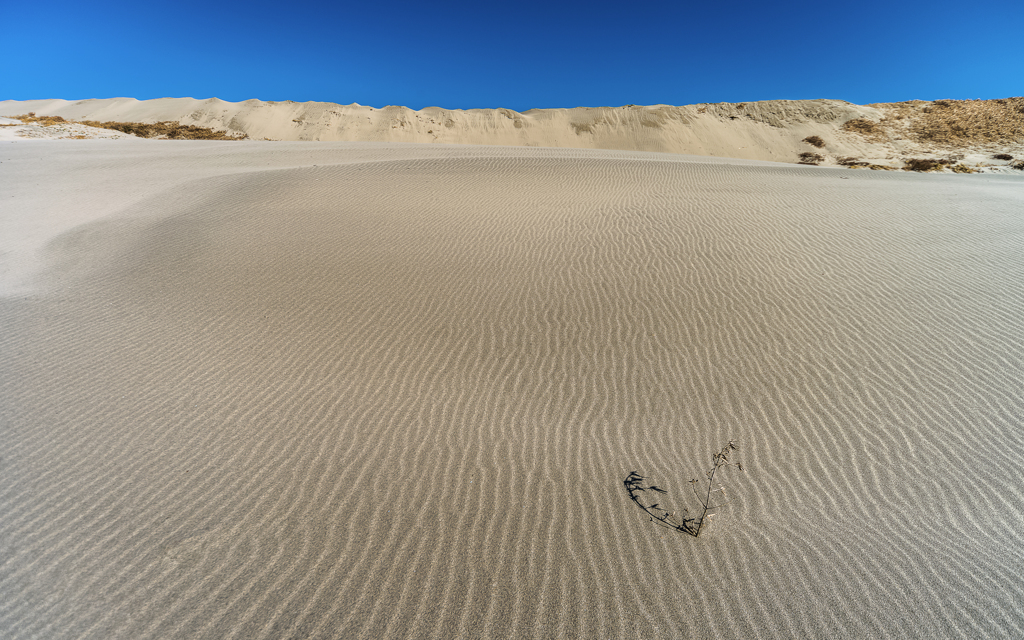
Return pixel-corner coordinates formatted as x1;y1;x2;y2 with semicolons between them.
6;96;1022;170
2;142;1024;638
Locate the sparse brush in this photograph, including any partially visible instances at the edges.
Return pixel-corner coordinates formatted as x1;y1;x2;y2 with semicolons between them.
904;158;956;172
842;118;879;135
78;120;246;140
993;153;1014;160
8;114;68;126
5;114;246;140
624;440;743;537
803;135;825;148
910;97;1024;144
798;151;824;165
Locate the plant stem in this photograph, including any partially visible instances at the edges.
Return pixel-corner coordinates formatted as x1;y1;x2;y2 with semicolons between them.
696;462;718;536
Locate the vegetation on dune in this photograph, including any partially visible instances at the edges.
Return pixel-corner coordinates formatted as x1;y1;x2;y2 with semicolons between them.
843;98;1024;146
79;120;246;140
9;113;69;126
802;135;825;148
798;151;824;165
5;112;246;140
896;157;976;174
841;118;880;137
906;97;1024;144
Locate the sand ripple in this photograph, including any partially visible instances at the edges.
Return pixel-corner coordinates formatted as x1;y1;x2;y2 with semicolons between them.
2;145;1024;638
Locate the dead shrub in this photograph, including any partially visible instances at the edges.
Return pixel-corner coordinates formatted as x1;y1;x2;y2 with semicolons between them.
1010;160;1024;170
993;153;1014;160
78;120;246;140
803;135;825;148
9;114;68;126
842;118;879;135
798;151;824;165
904;158;940;172
909;97;1024;144
903;158;957;172
6;114;245;139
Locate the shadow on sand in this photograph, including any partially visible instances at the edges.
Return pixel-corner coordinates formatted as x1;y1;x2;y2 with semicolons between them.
623;471;702;536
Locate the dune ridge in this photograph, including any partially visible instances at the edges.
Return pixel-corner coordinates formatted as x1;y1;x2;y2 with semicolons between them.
3;141;1024;638
3;96;1022;170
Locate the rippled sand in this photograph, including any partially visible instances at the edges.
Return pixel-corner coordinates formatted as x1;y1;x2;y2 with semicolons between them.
2;142;1023;638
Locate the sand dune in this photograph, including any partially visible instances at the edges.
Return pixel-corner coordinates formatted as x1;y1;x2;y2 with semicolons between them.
2;141;1024;639
4;96;1023;170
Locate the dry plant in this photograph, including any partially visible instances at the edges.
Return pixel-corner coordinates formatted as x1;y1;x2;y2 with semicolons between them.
1010;160;1024;171
624;440;742;537
79;120;246;140
908;97;1024;144
993;153;1014;160
859;98;1024;147
903;158;957;172
842;118;879;136
798;151;824;165
5;113;246;140
802;135;825;148
8;113;69;126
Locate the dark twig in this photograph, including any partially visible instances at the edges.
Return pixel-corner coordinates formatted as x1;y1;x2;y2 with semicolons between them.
625;440;743;537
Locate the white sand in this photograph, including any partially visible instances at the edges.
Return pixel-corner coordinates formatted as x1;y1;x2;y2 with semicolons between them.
2;139;1024;639
5;96;1020;171
0;97;975;163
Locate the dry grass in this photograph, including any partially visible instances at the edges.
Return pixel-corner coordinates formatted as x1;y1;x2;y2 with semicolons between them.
4;113;245;140
1011;160;1024;171
836;157;896;171
79;120;246;140
842;118;880;137
802;135;825;148
798;151;824;165
852;98;1024;146
993;153;1014;160
8;113;69;126
908;98;1024;144
903;157;962;172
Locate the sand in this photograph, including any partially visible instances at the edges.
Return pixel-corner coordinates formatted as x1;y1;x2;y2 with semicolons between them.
4;97;1023;172
2;139;1024;639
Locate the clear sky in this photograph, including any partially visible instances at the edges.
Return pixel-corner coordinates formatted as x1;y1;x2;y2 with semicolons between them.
3;0;1021;111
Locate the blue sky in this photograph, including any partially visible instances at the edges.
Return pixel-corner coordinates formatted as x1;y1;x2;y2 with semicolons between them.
3;0;1021;110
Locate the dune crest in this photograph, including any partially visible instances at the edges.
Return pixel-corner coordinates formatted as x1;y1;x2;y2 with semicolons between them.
4;96;1022;169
